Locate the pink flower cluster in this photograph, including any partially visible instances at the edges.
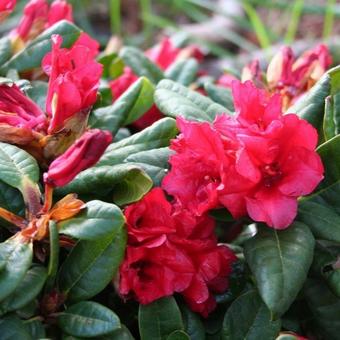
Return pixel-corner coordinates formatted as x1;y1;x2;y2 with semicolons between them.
119;188;236;317
163;80;324;229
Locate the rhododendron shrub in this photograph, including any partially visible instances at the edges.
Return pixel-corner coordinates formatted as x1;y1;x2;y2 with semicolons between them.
0;2;339;339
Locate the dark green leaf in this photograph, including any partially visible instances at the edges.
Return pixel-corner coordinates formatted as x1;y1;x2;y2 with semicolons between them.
26;81;48;111
24;318;46;339
155;79;229;121
58;227;126;302
222;290;281;339
0;181;25;218
120;47;164;84
139;297;184;340
58;200;125;240
58;301;121;338
57;164;153;206
204;82;235;112
90;77;155;134
304;278;340;339
100;325;135;340
165;58;199;86
98;118;178;166
0;266;47;314
0;37;11;65
45;221;59;292
0;236;33;302
0;21;81;74
0;315;31;340
244;222;314;317
180;304;205;340
166;330;190;340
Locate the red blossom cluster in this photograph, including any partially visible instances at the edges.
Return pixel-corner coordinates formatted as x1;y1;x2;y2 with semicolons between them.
10;0;72;51
119;188;237;317
110;38;203;129
219;44;332;110
163;80;324;229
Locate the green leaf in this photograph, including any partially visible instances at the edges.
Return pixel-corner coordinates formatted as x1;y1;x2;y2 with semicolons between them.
165;58;199;86
180;304;205;340
90;77;155;135
166;330;190;340
0;266;47;314
58;200;125;240
204;82;235;112
0;142;39;191
244;222;315;317
221;290;281;339
0;37;11;66
58;301;121;338
125;147;171;186
101;325;135;340
139;297;184;340
297;135;340;242
98;117;178;166
120;46;164;84
0;21;81;74
0;181;25;218
57;164;153;206
24;318;46;339
155;79;229;121
26;81;48;111
0;315;31;340
45;221;59;292
58;227;126;302
304;278;340;339
0;236;33;302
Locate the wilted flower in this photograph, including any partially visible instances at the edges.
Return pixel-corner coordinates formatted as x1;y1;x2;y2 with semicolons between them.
119;188;236;316
44;129;112;187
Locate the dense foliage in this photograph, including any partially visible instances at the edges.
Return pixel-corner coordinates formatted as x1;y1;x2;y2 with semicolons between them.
0;1;340;339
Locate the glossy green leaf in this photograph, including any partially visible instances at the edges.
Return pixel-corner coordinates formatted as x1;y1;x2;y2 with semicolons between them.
0;315;31;340
58;227;126;302
155;79;229;121
0;181;25;218
204;82;235;112
57;164;152;206
90;77;155;134
26;80;48;111
58;200;125;240
101;325;135;340
0;142;39;191
139;297;184;340
222;290;281;339
0;236;33;302
180;304;205;340
45;221;59;292
58;301;121;338
298;135;340;241
120;46;164;84
166;330;190;340
24;319;46;339
0;37;11;65
304;278;340;339
125;147;172;186
165;58;199;86
98;117;178;166
0;21;81;74
0;266;47;314
244;222;315;317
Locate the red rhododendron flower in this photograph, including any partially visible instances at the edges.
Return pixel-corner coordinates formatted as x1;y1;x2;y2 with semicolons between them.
218;44;332;110
10;0;73;52
110;38;203;130
47;0;73;27
0;0;16;22
0;83;46;144
163;81;324;229
44;129;112;187
42;34;102;134
119;188;236;316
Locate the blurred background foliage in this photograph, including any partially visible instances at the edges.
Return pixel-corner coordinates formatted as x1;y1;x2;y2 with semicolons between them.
4;0;340;68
